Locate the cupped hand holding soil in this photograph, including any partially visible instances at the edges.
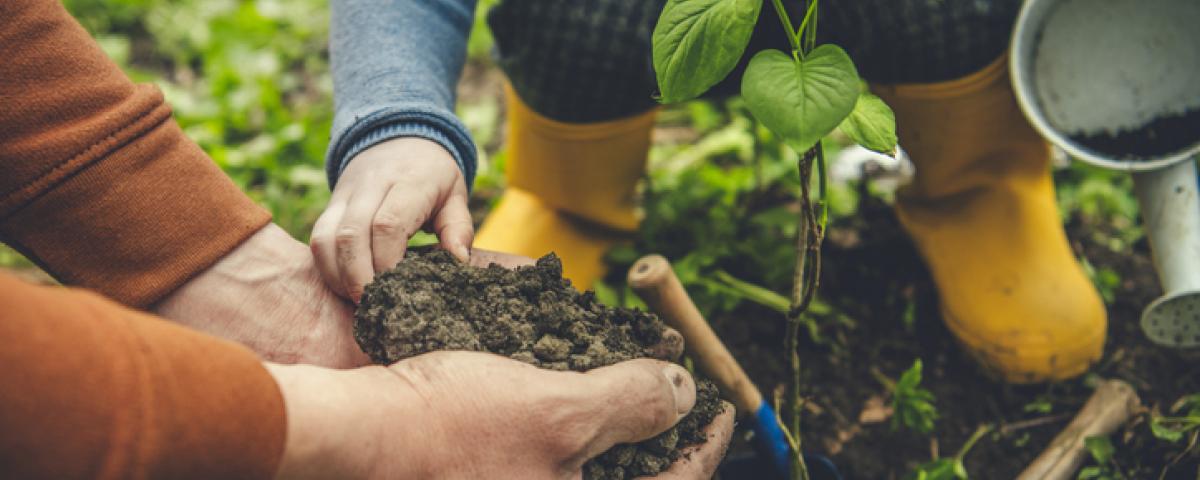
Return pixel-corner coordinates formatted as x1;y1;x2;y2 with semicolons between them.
353;249;730;479
267;351;733;480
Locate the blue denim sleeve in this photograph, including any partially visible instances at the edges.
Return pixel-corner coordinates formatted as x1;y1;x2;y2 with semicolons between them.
327;0;479;191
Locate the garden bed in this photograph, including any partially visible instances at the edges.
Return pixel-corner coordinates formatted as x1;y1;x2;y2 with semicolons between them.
699;194;1200;478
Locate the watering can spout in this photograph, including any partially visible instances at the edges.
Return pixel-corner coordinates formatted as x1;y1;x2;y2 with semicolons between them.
1134;161;1200;347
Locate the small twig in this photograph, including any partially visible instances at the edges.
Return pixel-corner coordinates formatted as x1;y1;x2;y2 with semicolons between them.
1158;429;1199;480
870;366;896;392
1017;379;1143;480
999;413;1073;435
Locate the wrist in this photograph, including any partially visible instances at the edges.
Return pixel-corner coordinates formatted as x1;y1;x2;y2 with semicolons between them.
153;223;307;335
267;363;428;479
267;362;356;479
154;224;367;367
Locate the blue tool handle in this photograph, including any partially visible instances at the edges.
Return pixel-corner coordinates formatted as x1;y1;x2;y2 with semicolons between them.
750;403;843;479
752;402;793;476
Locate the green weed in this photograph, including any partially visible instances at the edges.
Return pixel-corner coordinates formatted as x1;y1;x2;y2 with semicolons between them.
891;359;939;435
905;424;991;480
1077;436;1128;480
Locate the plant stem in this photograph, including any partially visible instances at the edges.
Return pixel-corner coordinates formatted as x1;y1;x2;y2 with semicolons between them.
784;144;824;480
773;4;829;480
795;0;819;55
714;270;792;313
956;424;994;462
806;1;819;52
769;0;800;53
815;143;829;229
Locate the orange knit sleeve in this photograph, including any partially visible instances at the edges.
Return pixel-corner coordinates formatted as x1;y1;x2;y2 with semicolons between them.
0;0;272;308
0;273;287;479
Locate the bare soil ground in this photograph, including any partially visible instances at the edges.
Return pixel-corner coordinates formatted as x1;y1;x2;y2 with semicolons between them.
708;193;1200;479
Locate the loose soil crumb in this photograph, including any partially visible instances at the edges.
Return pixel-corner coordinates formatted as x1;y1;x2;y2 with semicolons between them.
1069;108;1200;159
354;249;723;480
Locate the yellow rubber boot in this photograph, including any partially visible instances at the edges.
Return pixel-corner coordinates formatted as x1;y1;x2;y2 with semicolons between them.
873;57;1106;383
474;84;656;290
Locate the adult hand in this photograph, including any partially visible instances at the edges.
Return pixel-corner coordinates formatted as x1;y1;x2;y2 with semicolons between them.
154;223;371;368
268;351;734;479
311;138;473;303
153;239;681;370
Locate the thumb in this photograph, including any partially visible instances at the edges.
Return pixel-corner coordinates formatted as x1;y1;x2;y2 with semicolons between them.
572;359;696;463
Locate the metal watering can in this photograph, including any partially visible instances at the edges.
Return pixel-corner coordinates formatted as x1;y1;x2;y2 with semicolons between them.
1011;0;1200;348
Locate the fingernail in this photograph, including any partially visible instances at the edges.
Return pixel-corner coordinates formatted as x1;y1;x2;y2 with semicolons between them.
662;364;696;416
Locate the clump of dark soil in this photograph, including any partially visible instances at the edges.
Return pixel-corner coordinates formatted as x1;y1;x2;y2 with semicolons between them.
1069;108;1200;159
353;249;723;480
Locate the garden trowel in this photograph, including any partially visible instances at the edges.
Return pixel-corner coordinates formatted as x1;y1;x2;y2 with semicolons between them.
628;255;840;480
1011;0;1200;348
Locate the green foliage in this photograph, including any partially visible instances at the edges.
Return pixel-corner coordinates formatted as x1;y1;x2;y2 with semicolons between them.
907;458;968;480
467;0;502;60
904;425;991;480
838;92;898;154
651;0;896;159
596;99;845;316
1080;257;1122;304
742;46;860;153
652;0;762;103
47;0;500;245
63;0;336;240
1023;397;1054;414
893;359;939;435
1055;161;1143;252
1085;436;1116;464
1077;435;1127;480
1150;394;1200;443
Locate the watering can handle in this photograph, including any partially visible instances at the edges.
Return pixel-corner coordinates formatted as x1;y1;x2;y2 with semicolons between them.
627;255;764;416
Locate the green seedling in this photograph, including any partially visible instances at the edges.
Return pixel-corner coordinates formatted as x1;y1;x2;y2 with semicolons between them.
1077;435;1128;480
905;424;991;480
891;359;939;435
1150;393;1200;443
1080;257;1121;305
652;2;897;477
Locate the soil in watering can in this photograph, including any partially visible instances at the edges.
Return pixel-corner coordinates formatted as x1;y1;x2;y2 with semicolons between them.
1069;108;1200;159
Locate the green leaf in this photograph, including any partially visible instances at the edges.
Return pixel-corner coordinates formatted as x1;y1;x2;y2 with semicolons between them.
952;461;968;479
897;359;924;390
838;92;898;154
1083;436;1115;464
652;0;762;103
905;458;965;480
1171;393;1200;416
1150;417;1185;443
741;46;860;153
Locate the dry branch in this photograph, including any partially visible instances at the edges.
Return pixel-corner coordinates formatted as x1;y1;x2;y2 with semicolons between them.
1016;379;1143;480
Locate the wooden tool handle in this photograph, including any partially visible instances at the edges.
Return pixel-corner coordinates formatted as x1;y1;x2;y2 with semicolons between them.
1016;379;1142;480
628;254;763;415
